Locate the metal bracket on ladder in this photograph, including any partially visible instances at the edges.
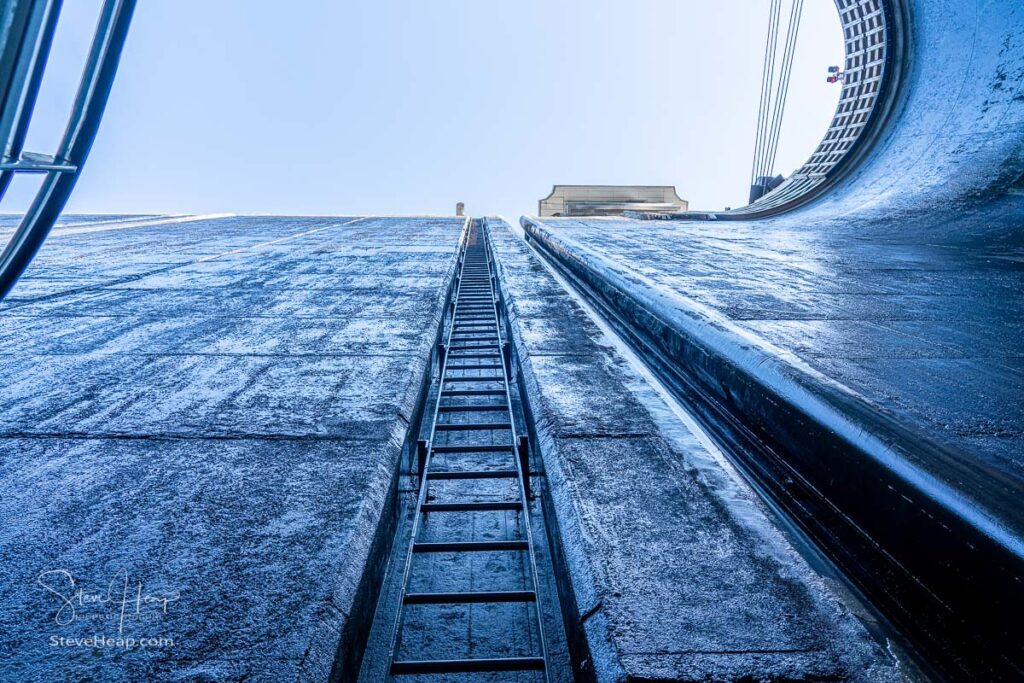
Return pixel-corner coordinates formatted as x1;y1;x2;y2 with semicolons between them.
417;439;429;484
518;435;531;500
501;341;512;377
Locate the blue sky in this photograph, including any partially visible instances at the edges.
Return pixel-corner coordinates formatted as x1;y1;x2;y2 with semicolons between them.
7;0;843;218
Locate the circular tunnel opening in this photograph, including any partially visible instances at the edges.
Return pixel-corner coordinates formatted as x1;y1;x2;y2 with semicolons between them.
730;0;898;216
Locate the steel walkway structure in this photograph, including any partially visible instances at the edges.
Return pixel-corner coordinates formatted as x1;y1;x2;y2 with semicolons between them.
382;221;550;679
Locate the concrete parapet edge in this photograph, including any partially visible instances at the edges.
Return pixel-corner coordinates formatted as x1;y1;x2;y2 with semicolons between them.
520;215;1024;680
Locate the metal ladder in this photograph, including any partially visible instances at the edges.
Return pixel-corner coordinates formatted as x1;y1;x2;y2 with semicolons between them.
384;220;549;679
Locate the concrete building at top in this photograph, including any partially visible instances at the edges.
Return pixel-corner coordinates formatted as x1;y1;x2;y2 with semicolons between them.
538;184;688;217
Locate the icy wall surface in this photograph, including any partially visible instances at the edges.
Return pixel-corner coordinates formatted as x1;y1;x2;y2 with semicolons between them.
487;219;901;682
524;214;1024;516
524;0;1024;550
520;3;1024;674
0;214;464;680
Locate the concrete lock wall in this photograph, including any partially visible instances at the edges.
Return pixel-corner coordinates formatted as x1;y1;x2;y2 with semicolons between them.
523;1;1024;679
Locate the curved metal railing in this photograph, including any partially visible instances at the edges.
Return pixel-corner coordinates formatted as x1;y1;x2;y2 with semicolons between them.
0;0;136;301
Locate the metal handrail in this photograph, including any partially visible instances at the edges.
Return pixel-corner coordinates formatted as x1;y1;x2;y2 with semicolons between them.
0;0;136;301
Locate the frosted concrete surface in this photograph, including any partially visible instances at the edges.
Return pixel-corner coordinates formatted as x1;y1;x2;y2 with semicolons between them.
517;3;1024;676
0;215;465;681
523;214;1024;537
487;218;900;682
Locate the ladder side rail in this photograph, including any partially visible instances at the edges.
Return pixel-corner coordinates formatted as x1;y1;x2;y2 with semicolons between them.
482;223;551;683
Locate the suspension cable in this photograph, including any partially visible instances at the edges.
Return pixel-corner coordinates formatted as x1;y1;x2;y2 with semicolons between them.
749;0;804;198
754;0;783;188
751;0;782;188
761;0;805;187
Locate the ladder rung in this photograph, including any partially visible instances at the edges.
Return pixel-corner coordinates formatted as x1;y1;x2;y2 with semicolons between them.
428;469;518;480
413;540;529;553
431;444;512;453
403;589;534;604
443;375;504;383
434;422;512;431
441;389;505;396
420;501;523;512
437;404;506;412
446;364;502;370
391;657;546;675
446;352;499;358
